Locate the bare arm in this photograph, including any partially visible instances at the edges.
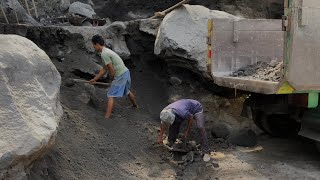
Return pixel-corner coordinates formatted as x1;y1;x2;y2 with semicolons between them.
157;123;167;144
184;115;193;138
90;65;108;84
106;63;115;81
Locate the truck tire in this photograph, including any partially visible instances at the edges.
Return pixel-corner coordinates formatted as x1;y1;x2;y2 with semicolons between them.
252;111;265;131
257;113;301;137
316;142;320;152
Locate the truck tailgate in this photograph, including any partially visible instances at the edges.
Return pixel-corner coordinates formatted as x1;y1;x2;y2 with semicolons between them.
209;19;283;94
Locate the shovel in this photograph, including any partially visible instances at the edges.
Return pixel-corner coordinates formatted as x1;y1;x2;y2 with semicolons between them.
72;78;111;87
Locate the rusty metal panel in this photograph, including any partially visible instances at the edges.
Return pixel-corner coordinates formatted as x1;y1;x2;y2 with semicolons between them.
286;0;320;91
210;19;283;94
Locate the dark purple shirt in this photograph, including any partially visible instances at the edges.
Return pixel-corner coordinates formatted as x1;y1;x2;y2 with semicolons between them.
164;99;203;122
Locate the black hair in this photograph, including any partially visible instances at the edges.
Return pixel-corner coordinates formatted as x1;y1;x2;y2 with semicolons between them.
91;34;105;46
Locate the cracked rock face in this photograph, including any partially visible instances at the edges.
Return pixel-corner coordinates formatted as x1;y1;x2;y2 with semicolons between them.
0;35;62;179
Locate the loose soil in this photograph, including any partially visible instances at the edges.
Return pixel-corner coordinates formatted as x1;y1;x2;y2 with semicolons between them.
28;58;320;179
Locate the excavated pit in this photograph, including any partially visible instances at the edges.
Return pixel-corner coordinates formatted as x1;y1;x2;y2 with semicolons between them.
1;3;320;178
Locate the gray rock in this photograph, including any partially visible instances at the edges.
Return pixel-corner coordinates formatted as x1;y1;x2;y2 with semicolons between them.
211;123;232;139
127;11;149;19
182;151;194;163
155;5;241;76
228;129;257;147
60;24;131;60
176;170;184;177
212;160;219;168
111;37;131;60
82;20;93;26
107;21;127;35
139;19;162;36
87;0;94;6
69;1;96;18
169;76;182;85
60;0;71;12
0;35;62;179
105;22;131;60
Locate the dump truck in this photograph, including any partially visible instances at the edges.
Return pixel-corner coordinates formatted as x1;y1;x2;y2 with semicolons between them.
207;0;320;142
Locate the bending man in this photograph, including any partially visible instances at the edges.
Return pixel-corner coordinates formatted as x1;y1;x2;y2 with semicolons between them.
157;99;210;153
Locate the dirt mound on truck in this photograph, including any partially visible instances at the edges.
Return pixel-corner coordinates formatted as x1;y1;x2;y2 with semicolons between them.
231;60;283;82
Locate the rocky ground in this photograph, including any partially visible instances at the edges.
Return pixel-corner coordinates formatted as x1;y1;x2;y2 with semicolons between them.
1;1;320;179
7;24;315;180
27;58;320;179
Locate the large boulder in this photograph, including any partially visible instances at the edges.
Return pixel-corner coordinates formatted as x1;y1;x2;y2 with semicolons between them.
69;1;96;18
0;35;62;178
155;5;240;77
61;23;131;60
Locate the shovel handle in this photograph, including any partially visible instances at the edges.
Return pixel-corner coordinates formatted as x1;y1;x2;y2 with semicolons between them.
73;79;111;86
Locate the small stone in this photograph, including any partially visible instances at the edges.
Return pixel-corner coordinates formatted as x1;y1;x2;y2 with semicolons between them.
221;143;229;149
211;123;232;139
269;60;278;67
212;160;219;168
82;21;93;26
169;76;182;85
227;129;257;147
176;170;184;177
203;153;210;162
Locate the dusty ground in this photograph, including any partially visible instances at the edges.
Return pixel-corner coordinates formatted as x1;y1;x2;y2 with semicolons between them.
28;58;320;179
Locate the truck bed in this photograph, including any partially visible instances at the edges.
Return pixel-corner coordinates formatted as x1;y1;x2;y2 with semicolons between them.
209;19;283;94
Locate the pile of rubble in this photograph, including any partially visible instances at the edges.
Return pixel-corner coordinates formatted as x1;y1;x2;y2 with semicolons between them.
231;60;283;82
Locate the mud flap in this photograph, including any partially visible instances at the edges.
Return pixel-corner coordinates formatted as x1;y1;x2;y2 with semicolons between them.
299;108;320;142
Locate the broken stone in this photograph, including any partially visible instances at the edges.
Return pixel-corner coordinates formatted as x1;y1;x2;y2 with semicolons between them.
155;5;241;76
60;0;71;12
127;11;149;19
221;143;229;149
182;151;194;163
227;129;257;147
69;1;96;18
211;123;232;139
107;21;127;35
82;20;93;26
176;170;184;177
139;19;162;36
169;76;182;85
87;0;94;6
203;154;211;162
232;61;283;82
211;160;219;168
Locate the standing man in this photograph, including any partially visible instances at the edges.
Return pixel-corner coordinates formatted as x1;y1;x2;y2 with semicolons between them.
90;34;138;119
157;99;210;154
